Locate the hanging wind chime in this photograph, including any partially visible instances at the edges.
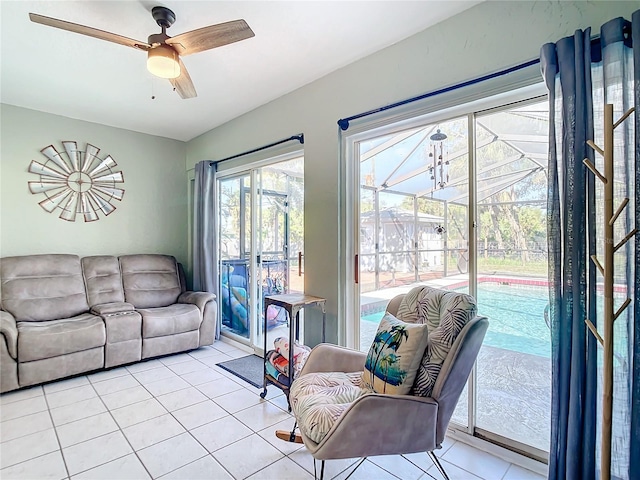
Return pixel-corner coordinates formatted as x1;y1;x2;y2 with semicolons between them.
428;128;449;193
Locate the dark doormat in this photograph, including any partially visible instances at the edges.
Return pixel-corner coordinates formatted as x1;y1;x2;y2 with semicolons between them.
217;354;263;388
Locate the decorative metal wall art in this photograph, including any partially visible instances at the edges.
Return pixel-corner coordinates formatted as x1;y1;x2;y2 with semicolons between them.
28;141;125;222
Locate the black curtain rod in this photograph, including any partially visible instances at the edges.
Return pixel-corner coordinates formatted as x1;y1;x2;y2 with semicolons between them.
209;134;304;166
337;58;541;131
337;33;612;132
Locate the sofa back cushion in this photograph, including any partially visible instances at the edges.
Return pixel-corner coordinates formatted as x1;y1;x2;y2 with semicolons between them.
82;256;125;307
0;254;89;321
119;254;182;308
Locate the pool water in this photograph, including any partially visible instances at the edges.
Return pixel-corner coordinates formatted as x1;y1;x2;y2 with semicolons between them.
361;283;551;358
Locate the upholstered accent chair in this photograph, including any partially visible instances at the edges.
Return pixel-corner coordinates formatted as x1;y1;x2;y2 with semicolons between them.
287;286;488;480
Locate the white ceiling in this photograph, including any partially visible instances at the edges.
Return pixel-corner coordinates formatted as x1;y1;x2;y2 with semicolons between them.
1;1;480;142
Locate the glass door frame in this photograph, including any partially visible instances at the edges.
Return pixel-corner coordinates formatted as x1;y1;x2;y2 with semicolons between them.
216;169;262;352
215;150;303;356
469;99;549;462
341;86;549;463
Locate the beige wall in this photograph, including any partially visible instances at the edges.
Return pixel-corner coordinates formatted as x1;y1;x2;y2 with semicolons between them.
185;1;639;344
0;104;188;265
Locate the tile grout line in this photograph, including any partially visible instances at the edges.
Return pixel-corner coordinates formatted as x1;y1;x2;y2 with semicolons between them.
0;450;68;478
439;446;511;480
124;352;243;478
2;344;531;480
1;350;231;477
154;347;261;480
329;459;363;480
501;464;511;480
0;395;48;423
399;453;446;480
85;368;156;479
192;346;321;479
0;388;43;407
42;381;73;479
156;345;291;479
365;458;415;480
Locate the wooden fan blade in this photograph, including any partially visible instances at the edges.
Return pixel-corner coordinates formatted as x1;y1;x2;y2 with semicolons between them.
169;59;197;99
166;19;254;56
29;13;150;50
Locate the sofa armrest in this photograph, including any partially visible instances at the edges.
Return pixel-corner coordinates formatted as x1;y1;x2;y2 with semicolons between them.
1;310;18;359
91;302;135;316
311;393;439;459
300;343;367;376
178;291;216;312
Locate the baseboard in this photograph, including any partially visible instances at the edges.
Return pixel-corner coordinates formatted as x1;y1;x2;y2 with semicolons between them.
217;336;254;354
446;429;549;477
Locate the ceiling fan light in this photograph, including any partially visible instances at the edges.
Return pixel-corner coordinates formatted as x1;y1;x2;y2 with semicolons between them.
147;45;180;79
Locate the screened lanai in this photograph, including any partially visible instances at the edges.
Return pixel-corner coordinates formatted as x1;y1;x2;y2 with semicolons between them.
358;101;549;295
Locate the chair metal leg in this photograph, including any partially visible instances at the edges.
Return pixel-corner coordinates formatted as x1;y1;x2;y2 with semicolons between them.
289;420;297;442
314;459;325;480
428;451;450;480
343;458;367;480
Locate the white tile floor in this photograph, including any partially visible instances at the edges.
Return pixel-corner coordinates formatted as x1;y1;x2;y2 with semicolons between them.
0;341;547;480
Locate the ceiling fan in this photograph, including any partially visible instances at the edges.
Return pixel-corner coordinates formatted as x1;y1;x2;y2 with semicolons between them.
29;6;255;99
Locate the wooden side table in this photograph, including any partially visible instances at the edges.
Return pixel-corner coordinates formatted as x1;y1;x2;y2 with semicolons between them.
261;293;326;403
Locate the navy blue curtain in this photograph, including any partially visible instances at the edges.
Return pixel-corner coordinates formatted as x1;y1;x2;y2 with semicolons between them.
630;10;640;478
541;10;639;480
541;28;597;480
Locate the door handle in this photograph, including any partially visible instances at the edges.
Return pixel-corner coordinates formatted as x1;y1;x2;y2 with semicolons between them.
298;251;303;276
355;254;359;284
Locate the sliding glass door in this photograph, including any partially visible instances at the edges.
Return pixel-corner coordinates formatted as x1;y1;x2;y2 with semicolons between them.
217;156;304;354
218;173;254;342
474;101;550;456
347;91;550;460
357;117;469;349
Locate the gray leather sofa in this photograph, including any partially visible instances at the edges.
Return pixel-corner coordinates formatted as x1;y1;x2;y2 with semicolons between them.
0;253;217;393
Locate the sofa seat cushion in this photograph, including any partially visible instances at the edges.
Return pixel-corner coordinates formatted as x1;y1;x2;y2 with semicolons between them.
290;371;372;444
139;304;201;338
17;313;106;362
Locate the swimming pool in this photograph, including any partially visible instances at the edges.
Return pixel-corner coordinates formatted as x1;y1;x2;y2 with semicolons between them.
361;283;551;358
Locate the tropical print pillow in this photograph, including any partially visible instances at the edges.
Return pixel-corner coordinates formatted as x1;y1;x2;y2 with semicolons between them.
361;313;430;395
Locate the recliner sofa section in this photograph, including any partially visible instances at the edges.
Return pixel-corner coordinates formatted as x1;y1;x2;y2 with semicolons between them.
0;253;217;393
